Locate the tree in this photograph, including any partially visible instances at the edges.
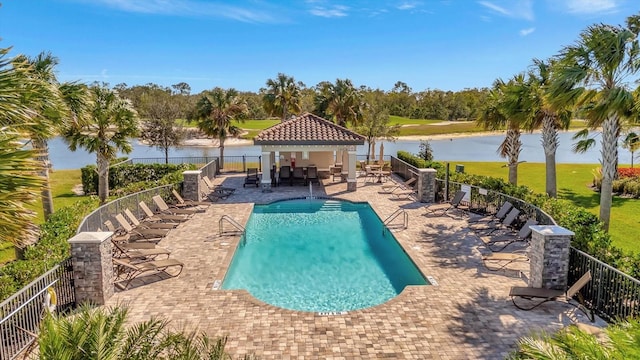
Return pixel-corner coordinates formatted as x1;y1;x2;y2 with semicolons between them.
356;101;399;163
510;318;640;359
171;81;191;95
477;77;525;185
262;73;302;121
418;140;434;161
520;59;572;197
33;304;244;360
550;15;640;230
64;84;138;204
13;52;91;219
191;87;247;169
622;131;640;167
315;79;363;127
138;90;185;164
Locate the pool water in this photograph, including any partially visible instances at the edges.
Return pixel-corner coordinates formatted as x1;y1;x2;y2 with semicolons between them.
221;199;428;312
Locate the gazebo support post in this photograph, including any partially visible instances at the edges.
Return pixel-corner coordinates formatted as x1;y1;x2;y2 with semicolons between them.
347;149;357;191
260;151;272;192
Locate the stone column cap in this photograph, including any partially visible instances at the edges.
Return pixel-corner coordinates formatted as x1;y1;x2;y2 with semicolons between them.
68;231;113;244
418;168;437;173
182;170;202;175
530;225;574;236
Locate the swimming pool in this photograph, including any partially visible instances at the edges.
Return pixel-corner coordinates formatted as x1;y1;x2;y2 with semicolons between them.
221;199;428;312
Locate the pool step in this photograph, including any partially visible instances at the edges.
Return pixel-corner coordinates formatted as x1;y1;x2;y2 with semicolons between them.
318;201;343;211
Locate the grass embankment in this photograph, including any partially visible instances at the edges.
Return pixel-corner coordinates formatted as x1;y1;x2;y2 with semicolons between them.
455;162;639;253
0;170;87;264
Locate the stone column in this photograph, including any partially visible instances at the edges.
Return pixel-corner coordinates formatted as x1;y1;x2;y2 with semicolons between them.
417;168;437;203
529;225;574;290
68;232;114;305
260;151;272;192
182;170;202;201
347;150;357;191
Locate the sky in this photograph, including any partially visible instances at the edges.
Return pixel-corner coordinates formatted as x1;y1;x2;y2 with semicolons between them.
1;0;639;94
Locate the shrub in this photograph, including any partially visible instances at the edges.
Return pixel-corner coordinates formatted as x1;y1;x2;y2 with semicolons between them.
396;150;445;177
618;167;640;178
81;163;192;194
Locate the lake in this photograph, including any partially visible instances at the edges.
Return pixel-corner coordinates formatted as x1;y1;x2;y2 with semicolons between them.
47;131;623;170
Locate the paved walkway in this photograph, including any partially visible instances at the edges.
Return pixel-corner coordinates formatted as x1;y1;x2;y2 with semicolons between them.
107;174;597;359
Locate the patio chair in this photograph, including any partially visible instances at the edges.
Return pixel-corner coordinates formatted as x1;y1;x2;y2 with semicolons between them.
478;218;537;252
103;220;133;243
171;189;210;210
291;167;305;186
115;213;170;241
424;190;466;217
111;239;171;261
113;257;184;290
509;270;594;321
200;179;230;202
124;208;178;229
243;168;260;188
202;175;235;195
279;166;292;185
152;195;200;216
469;201;513;225
390;183;417;200
329;165;342;182
306;166;319;185
381;177;416;194
139;201;190;222
482;250;528;272
474;207;521;235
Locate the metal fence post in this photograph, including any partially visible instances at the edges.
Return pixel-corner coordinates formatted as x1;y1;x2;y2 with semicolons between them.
242;155;246;172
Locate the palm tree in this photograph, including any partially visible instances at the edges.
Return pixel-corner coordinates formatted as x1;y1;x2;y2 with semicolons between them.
550;16;640;230
64;84;138;204
34;304;239;359
262;73;302;122
510;318;640;359
622;131;640;167
13;52;91;219
522;59;573;197
477;77;525;185
356;100;400;163
316;79;363;127
191;87;248;169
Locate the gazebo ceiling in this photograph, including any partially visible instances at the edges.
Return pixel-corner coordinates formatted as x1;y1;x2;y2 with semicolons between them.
253;112;365;146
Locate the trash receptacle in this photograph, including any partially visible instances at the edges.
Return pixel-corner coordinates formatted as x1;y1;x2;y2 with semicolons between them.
455;164;464;173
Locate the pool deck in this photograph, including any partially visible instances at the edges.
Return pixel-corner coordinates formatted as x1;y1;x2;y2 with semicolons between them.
106;174;600;359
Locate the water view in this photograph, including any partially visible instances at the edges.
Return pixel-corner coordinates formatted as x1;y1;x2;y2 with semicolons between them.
47;131;620;170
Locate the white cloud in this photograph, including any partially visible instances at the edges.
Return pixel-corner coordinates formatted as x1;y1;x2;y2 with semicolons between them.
82;0;280;23
397;1;420;10
309;5;349;18
520;27;535;36
478;0;534;21
565;0;618;14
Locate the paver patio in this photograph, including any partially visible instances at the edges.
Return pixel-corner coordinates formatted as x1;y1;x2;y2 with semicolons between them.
106;173;599;359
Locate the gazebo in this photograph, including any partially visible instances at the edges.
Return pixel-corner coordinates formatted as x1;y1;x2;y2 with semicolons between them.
253;113;366;192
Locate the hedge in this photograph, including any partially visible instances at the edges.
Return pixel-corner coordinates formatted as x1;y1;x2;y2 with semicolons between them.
81;163;192;194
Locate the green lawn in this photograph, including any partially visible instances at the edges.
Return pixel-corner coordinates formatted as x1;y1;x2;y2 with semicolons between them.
454;161;639;253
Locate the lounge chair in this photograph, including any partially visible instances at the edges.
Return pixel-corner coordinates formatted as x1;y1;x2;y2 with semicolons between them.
113;257;184;290
306;166;319;185
482;251;528;272
139;201;190;222
469;201;513;225
200;179;230;202
243;168;260;188
424;191;466;217
202;175;235;195
473;207;521;235
171;189;210;210
390;184;417;200
152;195;199;215
381;177;416;194
115;213;169;241
509;270;594;321
111;239;171;261
291;167;305;186
279;166;292;185
124;208;178;229
478;218;537;252
103;220;133;243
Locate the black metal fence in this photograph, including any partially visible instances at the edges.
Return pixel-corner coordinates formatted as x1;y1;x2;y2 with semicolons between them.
0;258;75;360
569;248;640;322
125;156;219;166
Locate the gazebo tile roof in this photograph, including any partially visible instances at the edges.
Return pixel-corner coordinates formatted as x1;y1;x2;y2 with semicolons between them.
253;113;365;145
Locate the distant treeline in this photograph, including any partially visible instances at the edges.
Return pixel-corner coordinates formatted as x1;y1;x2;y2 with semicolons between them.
114;81;489;122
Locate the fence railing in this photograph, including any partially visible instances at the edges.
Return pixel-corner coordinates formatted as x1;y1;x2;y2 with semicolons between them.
0;258;75;360
221;156;262;173
569;248;640;322
127;156;219;166
76;184;175;233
